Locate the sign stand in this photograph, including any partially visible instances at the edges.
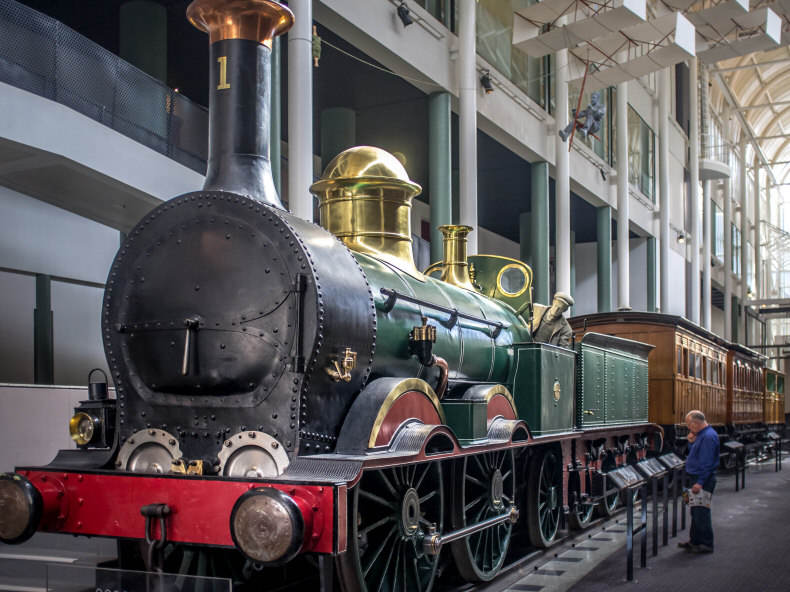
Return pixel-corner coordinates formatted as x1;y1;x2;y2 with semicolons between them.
767;432;782;472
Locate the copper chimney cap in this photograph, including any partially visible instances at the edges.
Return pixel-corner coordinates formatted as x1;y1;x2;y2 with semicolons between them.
187;0;294;47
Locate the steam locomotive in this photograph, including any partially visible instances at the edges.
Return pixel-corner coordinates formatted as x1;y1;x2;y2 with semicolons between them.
0;1;662;590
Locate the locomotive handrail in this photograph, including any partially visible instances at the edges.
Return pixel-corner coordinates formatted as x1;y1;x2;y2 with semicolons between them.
379;288;506;338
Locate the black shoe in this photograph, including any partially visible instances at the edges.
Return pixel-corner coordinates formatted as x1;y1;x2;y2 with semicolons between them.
691;545;713;554
677;541;696;549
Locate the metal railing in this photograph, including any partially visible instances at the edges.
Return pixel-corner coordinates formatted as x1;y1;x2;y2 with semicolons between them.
0;0;208;174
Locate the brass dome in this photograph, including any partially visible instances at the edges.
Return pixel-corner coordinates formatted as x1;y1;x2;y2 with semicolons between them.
310;146;423;279
310;146;421;197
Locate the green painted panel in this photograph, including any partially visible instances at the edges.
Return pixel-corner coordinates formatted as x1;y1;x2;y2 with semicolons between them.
607;352;634;423
509;343;575;435
633;360;648;421
577;334;651;427
443;400;488;442
577;345;605;427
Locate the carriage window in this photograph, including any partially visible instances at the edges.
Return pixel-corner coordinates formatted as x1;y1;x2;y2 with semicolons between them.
687;353;694;378
677;348;683;376
695;355;702;380
779;376;785;394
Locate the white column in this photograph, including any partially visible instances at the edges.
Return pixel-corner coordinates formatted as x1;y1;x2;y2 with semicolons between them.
458;0;478;255
723;107;732;340
739;138;748;312
616;80;629;310
700;65;711;330
659;68;671;313
287;0;314;221
724;173;732;340
689;58;700;324
555;48;571;296
754;157;761;299
702;180;711;329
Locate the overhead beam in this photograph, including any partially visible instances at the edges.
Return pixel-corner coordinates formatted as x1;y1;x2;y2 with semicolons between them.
712;56;790;73
712;71;779;186
750;134;790;141
735;99;790;111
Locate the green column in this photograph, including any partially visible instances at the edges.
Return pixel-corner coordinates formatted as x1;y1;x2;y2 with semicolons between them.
271;37;282;196
731;296;739;343
429;92;453;264
531;161;550;305
570;230;576;311
120;1;167;83
647;237;657;312
519;212;532;267
34;274;54;384
320;108;356;171
452;170;460;225
597;206;612;312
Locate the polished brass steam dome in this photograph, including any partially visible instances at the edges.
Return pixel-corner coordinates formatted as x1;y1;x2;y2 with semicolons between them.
310;146;423;278
310;146;421;196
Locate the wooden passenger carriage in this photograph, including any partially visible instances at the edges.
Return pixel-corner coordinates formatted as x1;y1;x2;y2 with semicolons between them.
727;345;764;429
570;313;744;449
763;367;786;432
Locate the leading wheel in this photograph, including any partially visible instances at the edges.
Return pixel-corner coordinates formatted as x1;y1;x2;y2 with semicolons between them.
336;462;444;592
451;450;515;582
526;448;561;548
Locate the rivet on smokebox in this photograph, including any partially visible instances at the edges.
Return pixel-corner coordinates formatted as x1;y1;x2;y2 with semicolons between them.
225;440;232;447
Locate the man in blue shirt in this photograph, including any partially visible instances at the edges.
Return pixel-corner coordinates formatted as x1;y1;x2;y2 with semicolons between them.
679;410;719;553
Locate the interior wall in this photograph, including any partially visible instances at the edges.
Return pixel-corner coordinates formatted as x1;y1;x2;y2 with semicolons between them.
0;188;117;385
573;238;652;316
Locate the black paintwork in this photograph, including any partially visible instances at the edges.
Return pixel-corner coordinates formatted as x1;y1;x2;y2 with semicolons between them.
100;192;376;467
203;39;281;208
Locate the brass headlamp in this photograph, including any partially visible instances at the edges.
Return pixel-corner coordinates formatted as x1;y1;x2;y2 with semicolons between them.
69;412;100;446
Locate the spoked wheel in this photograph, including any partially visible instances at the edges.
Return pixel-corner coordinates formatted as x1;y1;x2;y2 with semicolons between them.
596;477;620;517
451;449;515;582
568;499;594;530
526;448;562;548
336;462;444;592
566;473;594;530
595;452;620;518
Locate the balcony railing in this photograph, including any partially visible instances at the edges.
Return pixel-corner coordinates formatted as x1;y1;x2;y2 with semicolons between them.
0;0;208;174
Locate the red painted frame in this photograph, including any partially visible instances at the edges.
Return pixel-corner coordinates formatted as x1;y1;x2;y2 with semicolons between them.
17;469;338;554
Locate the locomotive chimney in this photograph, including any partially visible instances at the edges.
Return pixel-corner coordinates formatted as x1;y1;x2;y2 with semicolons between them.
438;225;477;291
187;0;293;208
